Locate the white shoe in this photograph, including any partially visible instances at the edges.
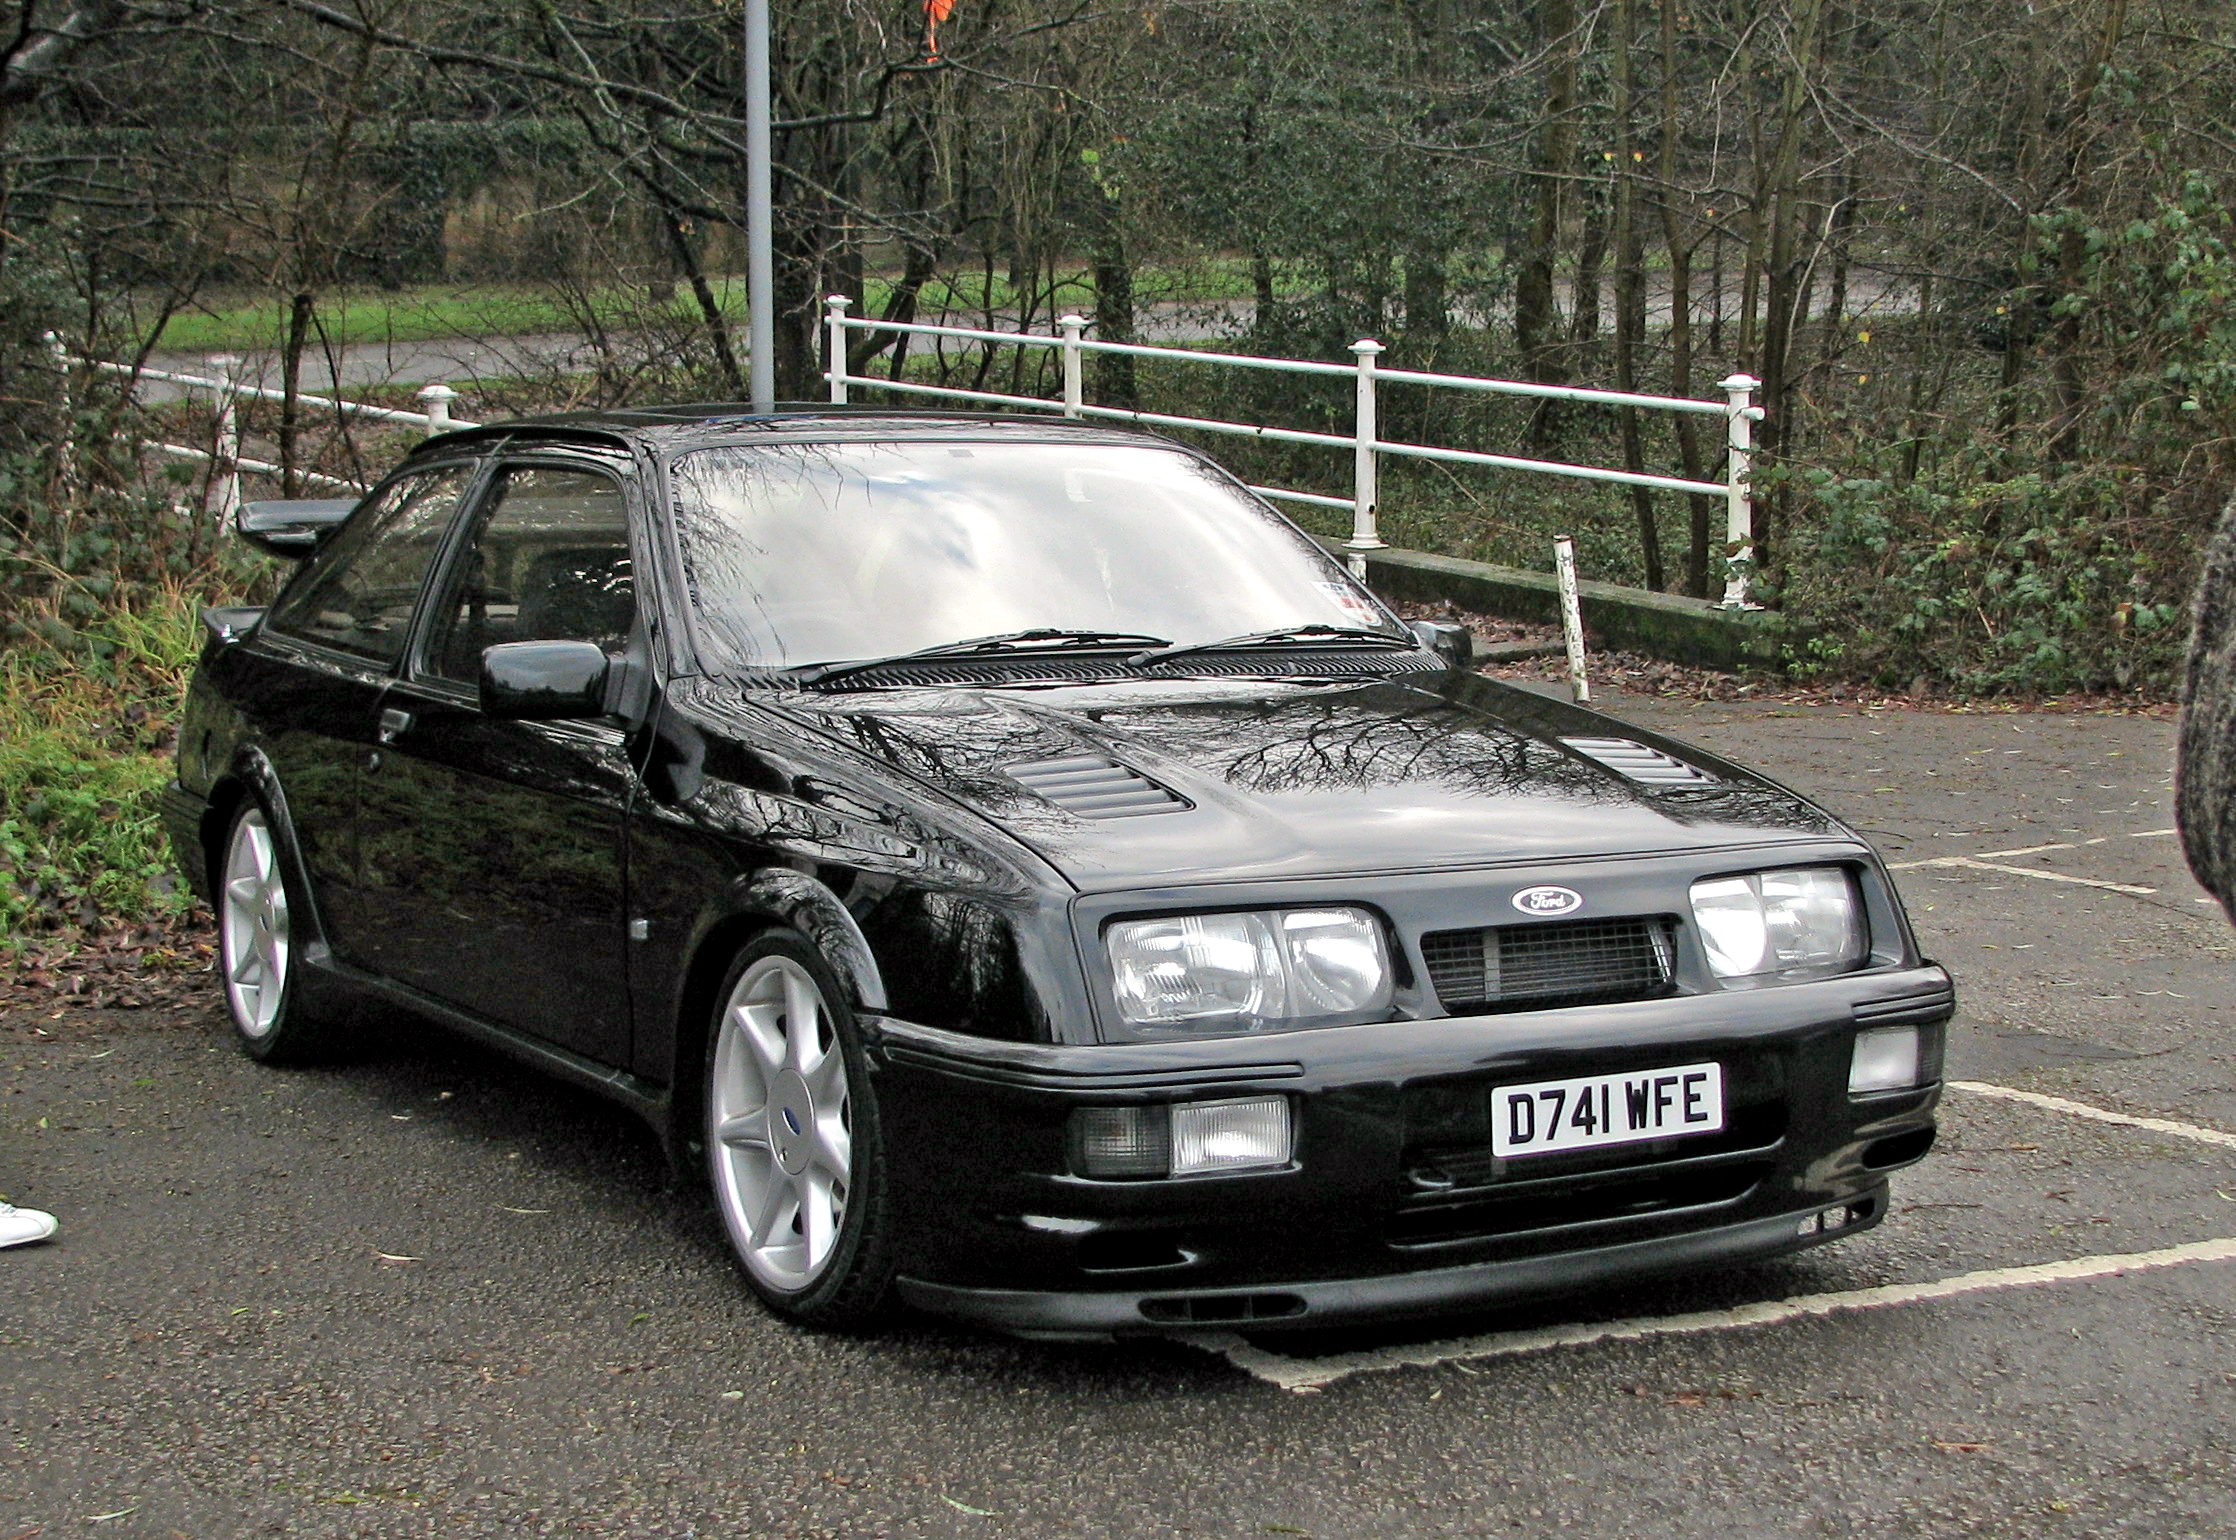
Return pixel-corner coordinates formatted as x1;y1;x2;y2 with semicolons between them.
0;1202;58;1248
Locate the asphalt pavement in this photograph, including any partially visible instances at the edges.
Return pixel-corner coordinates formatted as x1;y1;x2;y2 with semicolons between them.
6;692;2234;1538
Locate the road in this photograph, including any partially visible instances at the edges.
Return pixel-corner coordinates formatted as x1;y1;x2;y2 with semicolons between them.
133;273;1917;402
6;693;2233;1538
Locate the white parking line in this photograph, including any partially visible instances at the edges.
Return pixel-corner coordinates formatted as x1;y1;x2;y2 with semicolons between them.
1196;1237;2236;1392
1888;854;2155;895
1194;1082;2236;1392
1949;1080;2236;1151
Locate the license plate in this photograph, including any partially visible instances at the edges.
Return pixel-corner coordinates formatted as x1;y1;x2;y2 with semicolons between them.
1491;1062;1725;1158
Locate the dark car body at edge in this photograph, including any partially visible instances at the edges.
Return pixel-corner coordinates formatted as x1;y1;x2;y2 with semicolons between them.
162;405;1948;1338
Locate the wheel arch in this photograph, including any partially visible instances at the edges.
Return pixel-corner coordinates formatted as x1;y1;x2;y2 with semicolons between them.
201;749;330;953
662;869;888;1174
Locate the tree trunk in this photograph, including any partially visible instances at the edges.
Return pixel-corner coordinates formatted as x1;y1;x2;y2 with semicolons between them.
1093;237;1137;409
1567;190;1608;357
1404;249;1449;342
1753;0;1826;572
1611;0;1661;591
279;291;315;498
1660;0;1713;597
663;210;745;396
1251;252;1276;336
1515;0;1578;384
2043;0;2130;464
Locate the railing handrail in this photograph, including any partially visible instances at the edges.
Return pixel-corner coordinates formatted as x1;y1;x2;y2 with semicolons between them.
822;296;1761;606
45;333;480;518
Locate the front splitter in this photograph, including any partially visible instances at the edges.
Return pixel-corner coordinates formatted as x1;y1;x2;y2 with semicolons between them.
894;1192;1885;1340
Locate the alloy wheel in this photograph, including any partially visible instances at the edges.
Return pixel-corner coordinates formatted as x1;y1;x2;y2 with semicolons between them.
709;954;854;1292
221;808;290;1039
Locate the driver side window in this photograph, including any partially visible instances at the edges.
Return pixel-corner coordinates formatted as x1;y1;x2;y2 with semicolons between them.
265;465;474;667
422;465;636;686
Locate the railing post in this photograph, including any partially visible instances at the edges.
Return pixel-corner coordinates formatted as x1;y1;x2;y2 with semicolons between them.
44;331;77;503
1719;372;1762;609
207;353;242;522
417;384;457;436
1346;338;1386;580
1554;534;1590;703
825;294;852;405
1058;314;1087;418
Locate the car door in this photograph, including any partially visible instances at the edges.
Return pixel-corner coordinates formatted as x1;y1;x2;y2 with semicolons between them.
351;454;641;1064
243;460;483;964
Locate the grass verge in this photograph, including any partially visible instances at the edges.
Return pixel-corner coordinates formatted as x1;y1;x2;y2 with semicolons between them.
1;587;201;949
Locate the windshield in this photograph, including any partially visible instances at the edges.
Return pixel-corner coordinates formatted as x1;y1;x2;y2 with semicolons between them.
665;439;1401;672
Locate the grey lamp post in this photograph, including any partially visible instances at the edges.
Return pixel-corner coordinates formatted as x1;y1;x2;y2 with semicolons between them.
745;0;775;412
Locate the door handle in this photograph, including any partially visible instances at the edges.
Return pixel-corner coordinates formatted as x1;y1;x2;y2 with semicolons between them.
378;707;413;744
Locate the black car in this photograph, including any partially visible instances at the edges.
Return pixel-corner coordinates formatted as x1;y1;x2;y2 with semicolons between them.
163;406;1949;1338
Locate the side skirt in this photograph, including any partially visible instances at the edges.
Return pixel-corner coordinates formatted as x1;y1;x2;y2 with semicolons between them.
295;945;674;1134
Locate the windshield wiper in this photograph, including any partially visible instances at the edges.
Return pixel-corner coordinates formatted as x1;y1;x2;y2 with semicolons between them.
795;628;1173;687
1127;623;1416;668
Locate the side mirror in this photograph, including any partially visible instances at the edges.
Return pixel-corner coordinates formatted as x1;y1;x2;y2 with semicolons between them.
480;640;612;720
236;498;358;559
1409;619;1475;670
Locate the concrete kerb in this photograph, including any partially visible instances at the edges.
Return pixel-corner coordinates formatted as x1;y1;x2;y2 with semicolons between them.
1324;539;1789;672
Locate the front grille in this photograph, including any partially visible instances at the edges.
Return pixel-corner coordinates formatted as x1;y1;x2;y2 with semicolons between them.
1386;1160;1771;1247
1421;916;1678;1013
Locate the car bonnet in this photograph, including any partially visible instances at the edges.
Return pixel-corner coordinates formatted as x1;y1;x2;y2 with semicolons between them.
757;673;1847;893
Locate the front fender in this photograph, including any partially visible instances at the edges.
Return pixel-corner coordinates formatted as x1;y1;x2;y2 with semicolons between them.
733;868;889;1013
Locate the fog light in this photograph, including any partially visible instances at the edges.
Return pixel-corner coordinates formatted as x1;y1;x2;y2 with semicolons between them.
1849;1025;1922;1094
1171;1097;1292;1175
1073;1105;1170;1178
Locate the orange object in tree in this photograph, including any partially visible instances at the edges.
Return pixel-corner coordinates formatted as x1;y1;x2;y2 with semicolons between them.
926;0;955;60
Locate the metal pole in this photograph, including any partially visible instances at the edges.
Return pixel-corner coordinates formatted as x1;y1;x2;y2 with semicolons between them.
744;0;776;413
417;384;457;435
825;295;851;404
1720;372;1762;609
1346;339;1385;580
1058;314;1087;418
1555;534;1590;703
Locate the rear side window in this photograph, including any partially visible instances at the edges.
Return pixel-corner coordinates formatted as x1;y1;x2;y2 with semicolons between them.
266;465;475;666
421;466;635;685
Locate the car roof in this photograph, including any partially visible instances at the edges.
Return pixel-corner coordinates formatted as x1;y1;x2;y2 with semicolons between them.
415;404;1181;459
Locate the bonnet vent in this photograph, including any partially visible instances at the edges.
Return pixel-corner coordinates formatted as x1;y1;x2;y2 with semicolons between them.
1559;736;1717;786
1006;754;1189;819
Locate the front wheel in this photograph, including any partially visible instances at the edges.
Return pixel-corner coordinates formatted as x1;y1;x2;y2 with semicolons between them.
705;933;893;1327
216;801;328;1063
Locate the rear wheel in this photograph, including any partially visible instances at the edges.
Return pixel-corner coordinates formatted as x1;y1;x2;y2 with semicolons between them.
705;933;893;1327
217;802;326;1063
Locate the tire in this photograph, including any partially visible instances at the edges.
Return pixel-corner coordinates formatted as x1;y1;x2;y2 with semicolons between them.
215;801;328;1064
704;931;894;1327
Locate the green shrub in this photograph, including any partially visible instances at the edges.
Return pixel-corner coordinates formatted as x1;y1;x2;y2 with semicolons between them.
1780;457;2188;693
0;588;203;947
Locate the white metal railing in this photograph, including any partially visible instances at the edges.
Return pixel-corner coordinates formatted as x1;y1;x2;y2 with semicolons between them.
823;296;1764;606
45;333;481;516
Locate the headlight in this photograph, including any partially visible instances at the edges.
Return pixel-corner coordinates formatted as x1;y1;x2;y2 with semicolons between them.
1107;907;1392;1032
1689;867;1864;980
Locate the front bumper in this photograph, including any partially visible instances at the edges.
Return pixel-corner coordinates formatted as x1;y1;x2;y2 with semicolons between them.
869;964;1949;1337
898;1194;1885;1337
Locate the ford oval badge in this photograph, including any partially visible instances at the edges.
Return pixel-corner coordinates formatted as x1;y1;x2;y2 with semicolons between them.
1511;885;1583;917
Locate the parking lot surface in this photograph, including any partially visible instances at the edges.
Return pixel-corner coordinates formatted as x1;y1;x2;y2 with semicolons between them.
7;692;2235;1538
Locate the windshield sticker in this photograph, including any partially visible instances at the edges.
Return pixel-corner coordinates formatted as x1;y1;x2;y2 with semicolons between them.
1319;582;1383;626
